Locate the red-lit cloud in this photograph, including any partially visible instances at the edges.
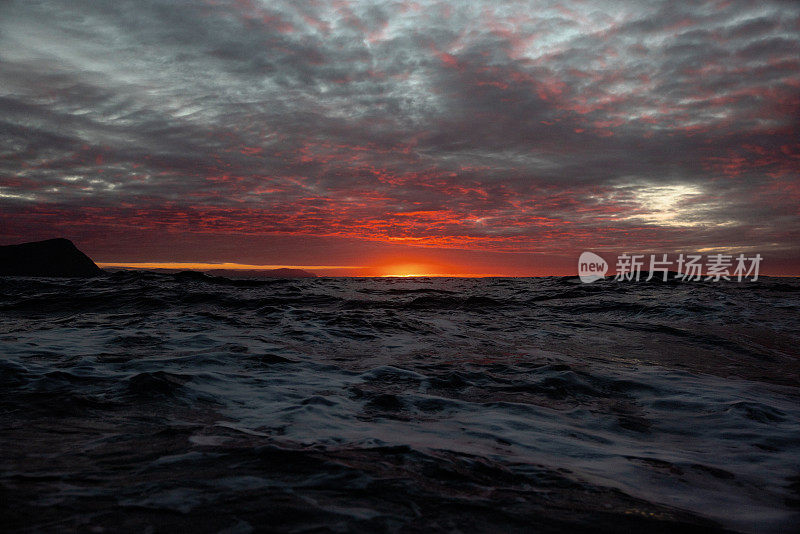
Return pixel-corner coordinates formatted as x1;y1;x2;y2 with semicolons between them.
0;0;798;274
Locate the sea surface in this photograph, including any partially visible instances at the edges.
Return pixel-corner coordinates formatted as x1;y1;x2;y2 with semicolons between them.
1;272;799;533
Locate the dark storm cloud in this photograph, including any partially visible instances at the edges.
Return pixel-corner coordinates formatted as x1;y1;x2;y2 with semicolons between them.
0;0;798;256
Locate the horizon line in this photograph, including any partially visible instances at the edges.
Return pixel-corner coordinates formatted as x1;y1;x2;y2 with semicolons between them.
96;263;800;278
97;262;366;271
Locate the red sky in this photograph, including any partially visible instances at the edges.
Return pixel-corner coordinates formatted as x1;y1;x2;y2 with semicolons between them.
1;0;798;275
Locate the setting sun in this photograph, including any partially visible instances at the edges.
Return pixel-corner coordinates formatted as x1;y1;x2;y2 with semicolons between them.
379;263;439;277
368;253;510;277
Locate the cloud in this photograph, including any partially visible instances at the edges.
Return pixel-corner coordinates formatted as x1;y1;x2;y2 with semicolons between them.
0;0;798;262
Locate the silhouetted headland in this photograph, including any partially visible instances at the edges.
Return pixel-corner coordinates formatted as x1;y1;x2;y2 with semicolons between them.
0;238;102;277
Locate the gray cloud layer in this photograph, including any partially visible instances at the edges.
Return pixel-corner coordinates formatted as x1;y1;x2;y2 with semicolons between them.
1;0;798;258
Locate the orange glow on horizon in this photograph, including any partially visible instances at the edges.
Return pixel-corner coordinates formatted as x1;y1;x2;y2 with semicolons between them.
96;242;551;277
98;257;510;277
379;262;440;277
369;256;505;278
97;262;360;271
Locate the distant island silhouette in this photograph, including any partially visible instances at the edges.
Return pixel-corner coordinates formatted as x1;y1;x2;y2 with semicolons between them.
204;268;316;279
0;238;102;277
110;267;318;279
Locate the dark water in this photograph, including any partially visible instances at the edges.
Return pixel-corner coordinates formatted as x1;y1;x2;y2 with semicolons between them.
1;272;799;533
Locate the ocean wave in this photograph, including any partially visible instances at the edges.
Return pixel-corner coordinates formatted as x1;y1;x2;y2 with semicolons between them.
1;273;799;532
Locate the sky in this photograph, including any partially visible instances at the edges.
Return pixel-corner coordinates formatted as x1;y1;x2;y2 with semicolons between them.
1;0;798;276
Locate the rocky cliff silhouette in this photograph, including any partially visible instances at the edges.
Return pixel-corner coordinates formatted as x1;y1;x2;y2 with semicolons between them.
0;238;102;277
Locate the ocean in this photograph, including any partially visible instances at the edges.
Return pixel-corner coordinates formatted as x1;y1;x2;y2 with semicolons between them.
1;272;798;533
